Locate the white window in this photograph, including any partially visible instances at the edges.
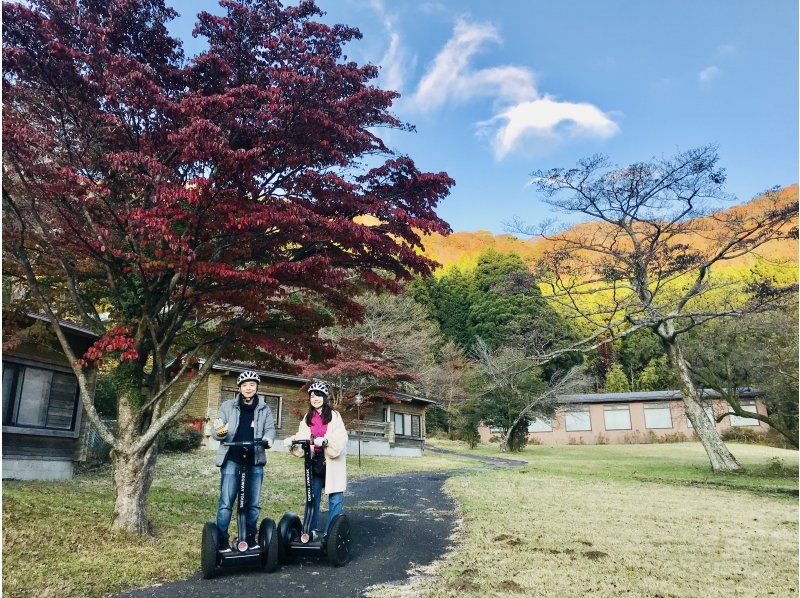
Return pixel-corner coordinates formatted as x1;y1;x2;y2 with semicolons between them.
528;417;553;433
644;402;673;429
393;412;421;437
687;404;715;428
603;404;631;430
3;362;79;431
565;407;591;432
729;401;760;427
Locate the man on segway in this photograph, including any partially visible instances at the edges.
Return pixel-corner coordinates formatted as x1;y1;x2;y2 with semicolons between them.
212;370;276;552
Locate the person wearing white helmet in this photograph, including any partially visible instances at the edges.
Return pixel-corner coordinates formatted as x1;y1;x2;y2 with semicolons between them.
211;370;276;552
283;380;348;538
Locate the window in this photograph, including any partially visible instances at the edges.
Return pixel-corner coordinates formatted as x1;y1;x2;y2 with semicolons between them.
393;412;421;437
644;402;673;429
3;361;80;431
686;403;715;428
729;401;760;427
528;417;553;433
221;387;282;428
565;406;591;432
603;405;632;430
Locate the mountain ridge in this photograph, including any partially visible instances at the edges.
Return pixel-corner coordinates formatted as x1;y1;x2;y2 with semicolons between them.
420;185;799;271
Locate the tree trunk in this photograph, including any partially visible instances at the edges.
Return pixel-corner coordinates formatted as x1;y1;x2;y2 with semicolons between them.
110;384;159;534
111;443;158;534
662;334;741;472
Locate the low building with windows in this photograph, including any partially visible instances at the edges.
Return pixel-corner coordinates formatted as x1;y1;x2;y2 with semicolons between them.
172;360;434;456
3;314;97;481
478;388;768;445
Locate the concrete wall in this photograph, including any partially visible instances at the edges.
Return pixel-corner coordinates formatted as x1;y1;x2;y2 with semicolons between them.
478;398;770;445
3;457;74;481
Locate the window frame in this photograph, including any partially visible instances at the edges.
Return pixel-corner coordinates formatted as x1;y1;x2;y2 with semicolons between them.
728;401;761;427
643;402;674;430
602;404;632;431
393;411;422;438
2;358;82;438
528;417;553;433
564;406;592;432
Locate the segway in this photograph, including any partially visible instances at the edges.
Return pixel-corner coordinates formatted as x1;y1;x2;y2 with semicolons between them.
278;439;352;567
200;439;279;579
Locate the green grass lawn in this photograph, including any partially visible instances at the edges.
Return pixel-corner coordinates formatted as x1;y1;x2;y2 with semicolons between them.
2;449;474;598
371;440;799;598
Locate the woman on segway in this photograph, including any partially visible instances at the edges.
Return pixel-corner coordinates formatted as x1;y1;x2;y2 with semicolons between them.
283;381;348;539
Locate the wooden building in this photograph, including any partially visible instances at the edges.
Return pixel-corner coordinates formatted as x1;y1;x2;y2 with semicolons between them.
173;360;434;456
3;314;97;480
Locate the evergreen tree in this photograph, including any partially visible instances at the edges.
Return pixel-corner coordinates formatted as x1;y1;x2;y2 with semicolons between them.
604;364;631;392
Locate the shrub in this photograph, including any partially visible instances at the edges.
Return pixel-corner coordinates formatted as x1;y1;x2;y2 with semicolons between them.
645;430;689;444
158;417;204;453
595;434;609;445
721;426;789;448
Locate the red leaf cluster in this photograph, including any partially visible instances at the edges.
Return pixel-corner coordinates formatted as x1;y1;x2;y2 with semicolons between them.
3;0;453;370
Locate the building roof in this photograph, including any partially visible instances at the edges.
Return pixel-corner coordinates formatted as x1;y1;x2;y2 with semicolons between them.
198;359;309;384
391;391;438;405
197;359;436;405
558;388;764;405
27;312;99;339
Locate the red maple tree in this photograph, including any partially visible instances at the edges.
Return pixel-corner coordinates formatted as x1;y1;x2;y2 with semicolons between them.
3;0;453;533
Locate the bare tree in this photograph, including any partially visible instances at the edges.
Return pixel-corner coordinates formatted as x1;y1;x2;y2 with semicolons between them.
427;341;471;438
469;339;587;452
513;146;797;471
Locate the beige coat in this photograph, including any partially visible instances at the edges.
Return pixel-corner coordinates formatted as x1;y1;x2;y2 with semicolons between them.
289;410;348;494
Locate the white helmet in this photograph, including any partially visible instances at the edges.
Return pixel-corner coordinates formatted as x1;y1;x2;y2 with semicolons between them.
307;381;329;398
237;370;261;386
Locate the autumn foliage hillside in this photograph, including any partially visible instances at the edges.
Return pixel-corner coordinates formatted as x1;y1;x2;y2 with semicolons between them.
420;185;799;272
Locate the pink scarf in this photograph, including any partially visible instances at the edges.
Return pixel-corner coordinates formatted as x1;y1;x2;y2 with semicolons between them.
310;411;328;453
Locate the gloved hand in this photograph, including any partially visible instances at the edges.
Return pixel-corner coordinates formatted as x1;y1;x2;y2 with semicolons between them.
282;437;294;447
261;438;271;449
212;418;228;438
313;437;328;448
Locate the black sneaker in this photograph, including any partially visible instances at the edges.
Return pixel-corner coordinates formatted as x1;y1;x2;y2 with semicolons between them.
246;536;260;550
218;540;232;554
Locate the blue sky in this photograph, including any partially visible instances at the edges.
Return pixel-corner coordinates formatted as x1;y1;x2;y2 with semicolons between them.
170;0;798;234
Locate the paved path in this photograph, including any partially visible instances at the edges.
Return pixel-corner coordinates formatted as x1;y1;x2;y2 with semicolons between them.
119;470;459;598
118;447;523;598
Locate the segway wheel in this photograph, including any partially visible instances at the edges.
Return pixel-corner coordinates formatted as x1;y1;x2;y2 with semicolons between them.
258;518;279;573
277;513;302;564
200;522;220;579
326;514;351;567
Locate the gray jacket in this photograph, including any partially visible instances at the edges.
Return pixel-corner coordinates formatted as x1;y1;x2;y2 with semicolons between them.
214;395;276;467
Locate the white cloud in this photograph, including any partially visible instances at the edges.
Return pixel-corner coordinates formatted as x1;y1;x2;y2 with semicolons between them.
367;0;412;92
419;2;446;14
410;18;618;158
412;20;536;109
715;44;737;58
482;98;619;159
698;65;721;85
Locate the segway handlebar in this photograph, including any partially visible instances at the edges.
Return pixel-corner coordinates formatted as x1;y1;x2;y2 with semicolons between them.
222;439;265;447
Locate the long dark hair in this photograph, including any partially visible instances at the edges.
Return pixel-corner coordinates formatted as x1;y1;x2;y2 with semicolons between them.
305;394;333;426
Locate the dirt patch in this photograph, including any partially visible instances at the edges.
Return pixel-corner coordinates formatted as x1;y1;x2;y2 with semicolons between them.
498;580;524;593
448;578;479;592
493;533;524;546
583;550;608;560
